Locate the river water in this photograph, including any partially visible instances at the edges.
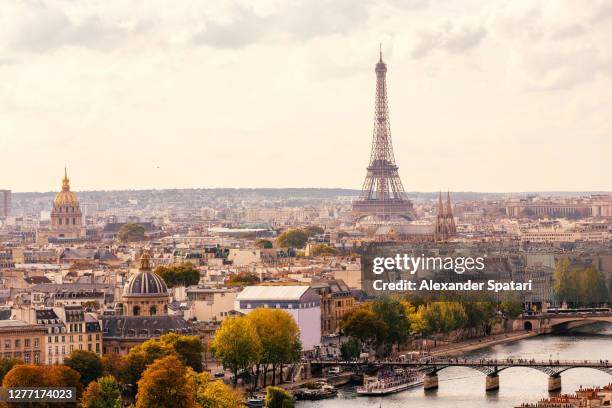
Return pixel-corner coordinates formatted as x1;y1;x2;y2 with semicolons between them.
298;324;612;408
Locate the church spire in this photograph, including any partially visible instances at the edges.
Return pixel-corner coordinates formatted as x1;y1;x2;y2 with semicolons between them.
62;167;70;191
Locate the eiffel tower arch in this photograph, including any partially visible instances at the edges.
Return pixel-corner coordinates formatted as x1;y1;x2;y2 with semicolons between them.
352;50;415;222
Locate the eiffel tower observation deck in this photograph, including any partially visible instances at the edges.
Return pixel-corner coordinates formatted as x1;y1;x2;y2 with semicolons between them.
352;49;415;222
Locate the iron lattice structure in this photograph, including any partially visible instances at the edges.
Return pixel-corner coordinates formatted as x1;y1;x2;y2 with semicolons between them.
352;51;415;222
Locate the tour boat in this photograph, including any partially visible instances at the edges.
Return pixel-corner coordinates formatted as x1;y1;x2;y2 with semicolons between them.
356;369;424;396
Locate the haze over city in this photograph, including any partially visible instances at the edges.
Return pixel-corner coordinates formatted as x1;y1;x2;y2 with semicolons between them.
2;0;611;192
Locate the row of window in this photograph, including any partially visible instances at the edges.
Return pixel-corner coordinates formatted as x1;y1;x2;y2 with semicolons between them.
57;218;78;225
243;301;318;310
48;334;99;343
57;206;77;213
48;342;100;356
3;338;40;349
3;352;40;364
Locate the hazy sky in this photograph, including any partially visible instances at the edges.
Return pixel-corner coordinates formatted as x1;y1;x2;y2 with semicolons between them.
1;0;611;193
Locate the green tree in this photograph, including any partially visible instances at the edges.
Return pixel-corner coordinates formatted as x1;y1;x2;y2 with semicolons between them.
340;306;386;345
159;333;204;372
64;349;103;387
554;257;577;306
500;294;523;319
136;355;196;408
371;297;411;354
264;386;294;408
579;266;609;306
303;226;324;237
340;338;361;361
0;357;22;384
255;239;273;249
81;375;122;408
154;263;200;288
118;223;146;242
276;229;308;249
211;316;262;386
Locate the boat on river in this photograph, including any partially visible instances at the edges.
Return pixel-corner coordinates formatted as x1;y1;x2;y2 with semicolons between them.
356;369;423;396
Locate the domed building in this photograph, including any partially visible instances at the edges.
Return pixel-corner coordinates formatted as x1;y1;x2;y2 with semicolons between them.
49;168;85;239
123;252;169;316
101;250;194;356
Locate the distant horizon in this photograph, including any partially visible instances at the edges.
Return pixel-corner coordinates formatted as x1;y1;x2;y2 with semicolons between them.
10;187;612;196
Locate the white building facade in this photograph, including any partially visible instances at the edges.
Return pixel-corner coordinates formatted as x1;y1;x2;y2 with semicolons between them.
235;286;321;351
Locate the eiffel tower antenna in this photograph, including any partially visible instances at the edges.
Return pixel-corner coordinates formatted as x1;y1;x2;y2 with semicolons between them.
352;50;415;222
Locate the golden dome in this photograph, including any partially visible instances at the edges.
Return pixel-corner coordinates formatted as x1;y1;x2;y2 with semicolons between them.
53;168;79;206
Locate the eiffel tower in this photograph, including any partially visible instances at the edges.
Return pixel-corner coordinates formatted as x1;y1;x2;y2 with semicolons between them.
352;49;415;222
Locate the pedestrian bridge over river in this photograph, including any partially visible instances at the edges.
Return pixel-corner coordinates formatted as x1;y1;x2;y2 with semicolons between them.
311;359;612;392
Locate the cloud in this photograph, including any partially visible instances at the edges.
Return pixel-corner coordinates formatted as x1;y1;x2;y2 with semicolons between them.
193;6;269;49
486;0;612;90
0;1;138;52
411;21;486;58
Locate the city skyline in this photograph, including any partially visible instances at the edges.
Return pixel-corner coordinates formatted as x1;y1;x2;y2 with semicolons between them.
2;0;612;192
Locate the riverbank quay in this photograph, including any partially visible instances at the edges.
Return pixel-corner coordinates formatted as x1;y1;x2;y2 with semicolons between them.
427;330;539;357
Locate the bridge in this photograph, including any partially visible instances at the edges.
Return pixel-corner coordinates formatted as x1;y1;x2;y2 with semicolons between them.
514;311;612;333
311;359;612;392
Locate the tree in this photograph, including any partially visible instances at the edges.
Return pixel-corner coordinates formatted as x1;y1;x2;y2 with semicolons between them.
246;309;301;386
64;350;103;387
579;266;609;306
118;223;146;242
154;263;200;288
211;316;262;386
264;386;294;408
554;257;579;306
226;272;260;287
371;297;411;353
303;226;324;237
276;229;308;249
81;375;122;408
255;239;273;249
0;358;22;384
309;244;338;257
340;306;385;345
102;353;124;380
188;370;244;408
3;364;82;407
136;355;196;408
159;333;204;372
500;294;523;319
122;341;175;386
340;338;361;361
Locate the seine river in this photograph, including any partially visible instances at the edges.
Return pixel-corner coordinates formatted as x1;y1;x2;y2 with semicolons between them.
299;324;612;408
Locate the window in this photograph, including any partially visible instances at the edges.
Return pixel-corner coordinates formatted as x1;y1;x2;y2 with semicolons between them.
14;340;20;348
133;306;141;316
34;339;39;347
24;339;30;347
88;334;92;342
4;341;10;349
150;306;157;316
